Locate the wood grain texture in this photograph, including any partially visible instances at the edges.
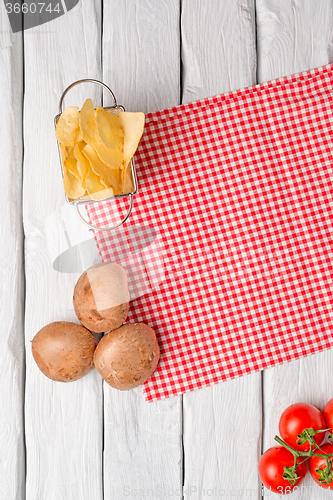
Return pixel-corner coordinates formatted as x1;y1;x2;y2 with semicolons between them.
257;0;333;83
256;1;333;498
102;0;180;112
6;1;333;497
0;10;25;500
181;0;257;100
23;2;104;499
181;1;262;499
102;1;183;499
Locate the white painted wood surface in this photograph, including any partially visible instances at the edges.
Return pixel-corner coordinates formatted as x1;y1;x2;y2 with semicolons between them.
2;0;333;499
181;2;262;499
22;2;104;499
0;10;25;500
257;1;333;499
102;2;183;499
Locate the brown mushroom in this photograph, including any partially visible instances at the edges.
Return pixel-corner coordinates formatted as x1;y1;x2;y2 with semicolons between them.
93;323;160;390
73;262;130;334
31;321;96;382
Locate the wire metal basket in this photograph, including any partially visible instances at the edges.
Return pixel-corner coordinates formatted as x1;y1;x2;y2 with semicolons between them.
54;79;137;231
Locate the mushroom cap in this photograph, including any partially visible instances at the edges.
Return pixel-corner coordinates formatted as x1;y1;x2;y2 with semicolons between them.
94;323;160;390
31;321;96;382
73;262;130;333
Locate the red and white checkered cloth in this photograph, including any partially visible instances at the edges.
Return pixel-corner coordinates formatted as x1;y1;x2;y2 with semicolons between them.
87;64;333;402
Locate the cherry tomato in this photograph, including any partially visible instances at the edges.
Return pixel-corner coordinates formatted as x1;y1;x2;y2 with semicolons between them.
309;443;333;489
323;399;333;431
258;446;307;494
279;403;326;451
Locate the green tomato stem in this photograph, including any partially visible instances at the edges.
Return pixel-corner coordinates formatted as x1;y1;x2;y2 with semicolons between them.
325;457;330;482
274;436;300;458
274;435;332;460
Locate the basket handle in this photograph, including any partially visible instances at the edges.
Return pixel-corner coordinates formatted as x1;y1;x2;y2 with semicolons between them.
59;78;117;113
75;194;133;231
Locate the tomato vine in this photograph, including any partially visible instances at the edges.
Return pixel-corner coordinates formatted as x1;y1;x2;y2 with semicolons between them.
274;428;333;486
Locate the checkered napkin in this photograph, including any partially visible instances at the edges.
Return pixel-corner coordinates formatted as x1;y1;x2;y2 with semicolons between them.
87;64;333;402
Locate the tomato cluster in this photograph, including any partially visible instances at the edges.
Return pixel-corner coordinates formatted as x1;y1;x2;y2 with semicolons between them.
259;399;333;494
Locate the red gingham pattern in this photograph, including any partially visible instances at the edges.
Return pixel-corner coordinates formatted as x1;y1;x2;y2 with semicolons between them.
87;64;333;402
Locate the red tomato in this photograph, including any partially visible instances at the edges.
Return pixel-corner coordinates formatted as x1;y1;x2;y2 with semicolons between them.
309;443;333;489
323;399;333;431
258;446;307;494
279;403;326;451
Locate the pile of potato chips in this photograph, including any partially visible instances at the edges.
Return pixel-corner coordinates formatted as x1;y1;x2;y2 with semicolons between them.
55;98;145;201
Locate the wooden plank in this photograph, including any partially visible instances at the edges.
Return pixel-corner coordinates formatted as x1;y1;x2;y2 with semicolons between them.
257;0;333;82
256;1;333;498
0;11;25;500
23;3;104;499
102;1;183;499
181;1;262;498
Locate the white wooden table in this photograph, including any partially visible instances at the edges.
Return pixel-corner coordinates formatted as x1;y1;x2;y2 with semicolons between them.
2;1;333;499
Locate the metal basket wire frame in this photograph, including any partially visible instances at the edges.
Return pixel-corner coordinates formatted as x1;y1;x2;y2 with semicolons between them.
55;78;137;231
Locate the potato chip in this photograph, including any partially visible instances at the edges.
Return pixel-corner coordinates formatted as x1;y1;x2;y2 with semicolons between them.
74;127;83;144
95;143;123;170
122;160;134;194
96;107;124;150
59;143;67;165
82;144;120;190
85;169;114;201
56;106;80;147
74;143;89;189
80;192;92;201
64;157;81;180
79;98;123;169
100;177;119;197
119;110;145;162
63;167;85;200
66;146;77;160
79;99;97;145
75;141;86;152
